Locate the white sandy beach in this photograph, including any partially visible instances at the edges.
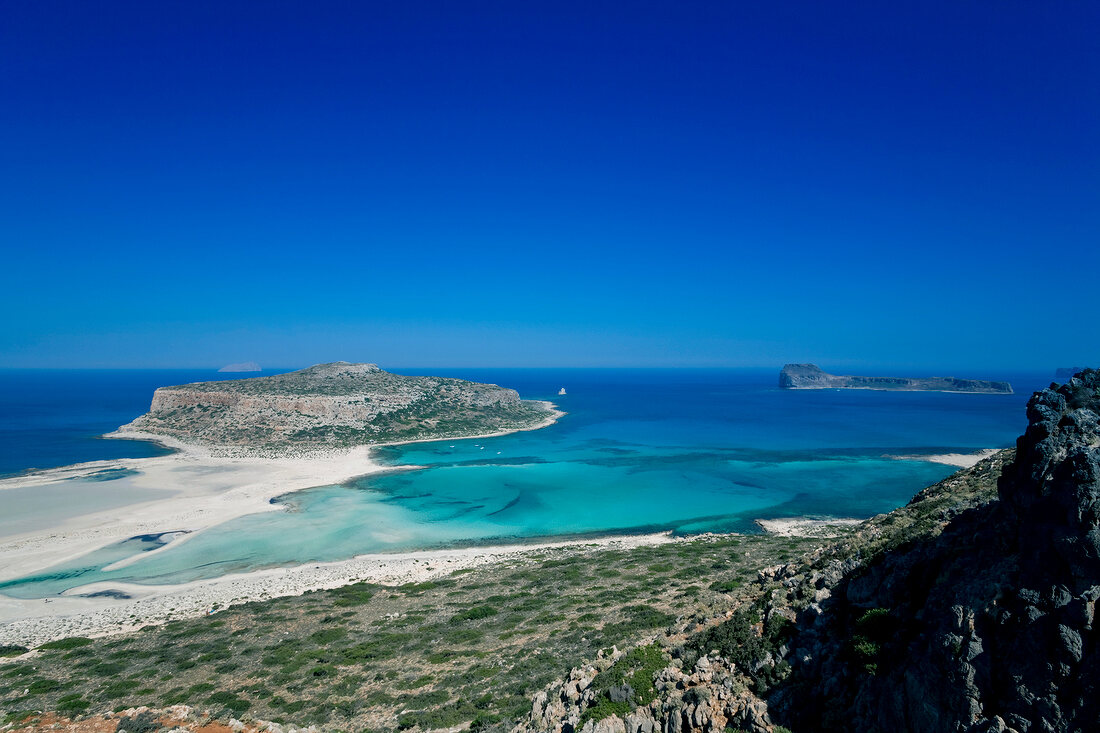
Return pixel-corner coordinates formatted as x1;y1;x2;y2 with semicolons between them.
0;437;388;586
754;517;864;537
0;404;563;587
0;532;675;649
0;404;985;649
888;448;1001;468
0;411;571;645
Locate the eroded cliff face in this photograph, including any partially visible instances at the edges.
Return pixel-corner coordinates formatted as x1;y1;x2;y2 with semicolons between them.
524;371;1099;733
118;362;556;450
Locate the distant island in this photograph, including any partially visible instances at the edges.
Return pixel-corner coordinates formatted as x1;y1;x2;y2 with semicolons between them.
218;361;262;373
779;363;1013;394
118;362;559;450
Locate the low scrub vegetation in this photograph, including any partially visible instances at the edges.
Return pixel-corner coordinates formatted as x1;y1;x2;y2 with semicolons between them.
1;534;822;732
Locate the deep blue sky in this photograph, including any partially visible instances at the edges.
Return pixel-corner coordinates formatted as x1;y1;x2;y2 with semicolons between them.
2;1;1097;370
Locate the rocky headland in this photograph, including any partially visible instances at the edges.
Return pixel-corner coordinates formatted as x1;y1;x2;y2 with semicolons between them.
116;362;558;451
779;363;1013;394
525;371;1099;733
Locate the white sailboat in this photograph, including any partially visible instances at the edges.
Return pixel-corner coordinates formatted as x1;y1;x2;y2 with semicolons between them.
558;387;567;395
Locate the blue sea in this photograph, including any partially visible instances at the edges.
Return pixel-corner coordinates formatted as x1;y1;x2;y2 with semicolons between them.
0;368;1052;598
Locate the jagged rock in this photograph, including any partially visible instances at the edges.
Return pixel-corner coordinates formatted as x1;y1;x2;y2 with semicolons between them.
770;370;1100;732
623;711;657;733
581;715;626;733
608;684;635;703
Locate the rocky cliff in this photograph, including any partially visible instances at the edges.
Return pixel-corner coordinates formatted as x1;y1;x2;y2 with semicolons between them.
527;372;1099;733
118;362;557;450
767;370;1100;732
779;363;1013;394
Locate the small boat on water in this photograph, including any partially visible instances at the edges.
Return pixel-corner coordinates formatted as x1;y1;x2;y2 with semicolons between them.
558;387;567;395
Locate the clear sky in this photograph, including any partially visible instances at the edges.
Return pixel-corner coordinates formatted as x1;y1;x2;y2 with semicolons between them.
2;1;1097;371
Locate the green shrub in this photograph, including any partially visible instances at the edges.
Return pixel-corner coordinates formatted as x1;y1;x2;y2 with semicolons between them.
27;678;62;694
580;645;668;724
88;661;127;676
310;627;348;644
689;608;762;672
206;691;251;713
600;605;676;643
101;680;138;698
115;710;160;733
309;664;336;678
763;614;796;647
855;607;892;638
580;698;631;723
440;627;484;645
56;695;91;715
0;645;28;658
449;605;499;623
850;607;894;675
709;579;742;593
160;688;190;705
39;637;93;651
2;663;37;678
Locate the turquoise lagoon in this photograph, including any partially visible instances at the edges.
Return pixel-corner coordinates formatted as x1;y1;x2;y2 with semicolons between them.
0;368;1048;598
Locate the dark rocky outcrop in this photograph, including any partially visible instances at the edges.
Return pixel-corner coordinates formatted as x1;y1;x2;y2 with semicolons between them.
779;363;1013;394
771;370;1100;732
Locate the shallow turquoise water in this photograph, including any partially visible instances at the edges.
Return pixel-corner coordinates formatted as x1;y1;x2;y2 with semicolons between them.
0;368;1047;597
